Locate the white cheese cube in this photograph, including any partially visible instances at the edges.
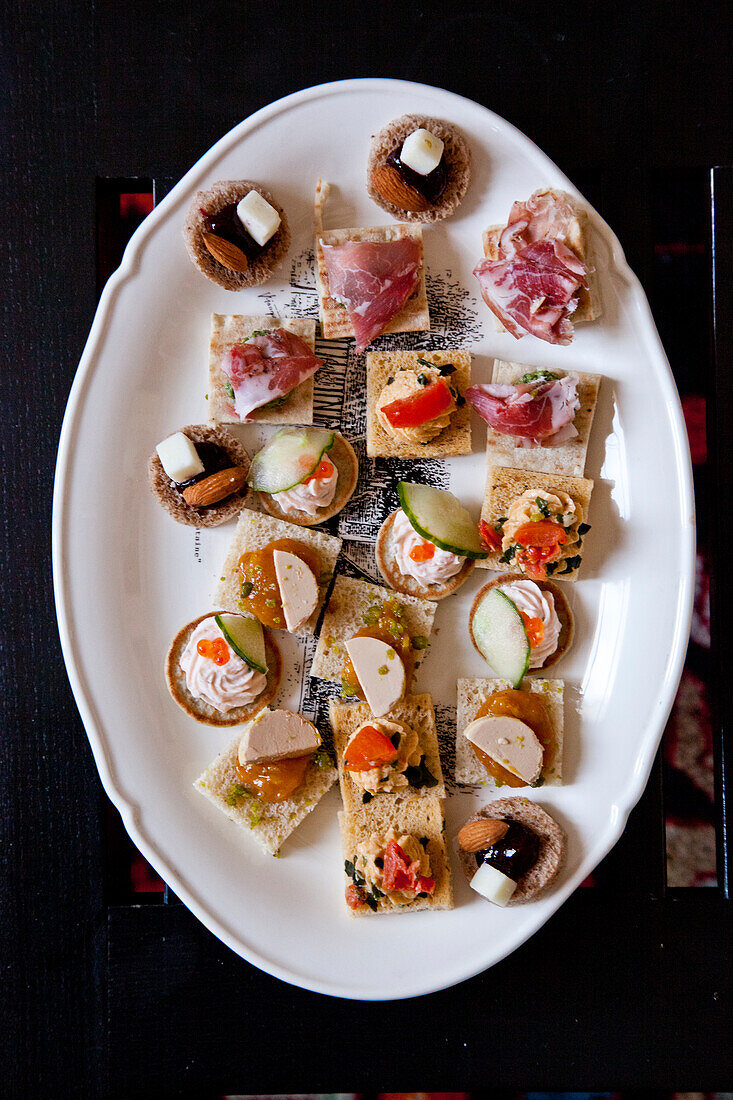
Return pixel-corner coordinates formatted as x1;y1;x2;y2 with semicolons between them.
345;636;406;717
400;128;444;176
470;861;517;906
236;190;281;247
273;550;319;633
155;432;204;484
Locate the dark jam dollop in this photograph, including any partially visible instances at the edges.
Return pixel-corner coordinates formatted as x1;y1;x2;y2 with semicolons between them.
201;201;264;260
176;441;231;490
474;820;540;883
386;146;448;204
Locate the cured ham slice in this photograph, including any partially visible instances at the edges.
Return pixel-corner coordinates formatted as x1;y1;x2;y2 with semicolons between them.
223;328;323;420
475;189;589;345
321;238;422;353
466;374;580;444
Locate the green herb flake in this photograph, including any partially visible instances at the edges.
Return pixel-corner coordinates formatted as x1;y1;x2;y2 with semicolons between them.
411;635;429;651
340;677;358;699
265;598;276;608
416;373;429;386
558;554;582;575
248;329;272;338
377;665;388;676
403;756;439;790
386;647;395;659
248;803;264;828
390;731;401;749
498;545;517;564
362;603;383;626
314;749;333;770
534;496;550;517
518;369;560;385
240;580;253;599
578;522;591;536
223;379;235;401
225;781;249;807
362;791;374;804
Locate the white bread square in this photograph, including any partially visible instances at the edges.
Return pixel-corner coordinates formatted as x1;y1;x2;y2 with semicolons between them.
208;314;316;426
214;508;341;635
456;676;564;789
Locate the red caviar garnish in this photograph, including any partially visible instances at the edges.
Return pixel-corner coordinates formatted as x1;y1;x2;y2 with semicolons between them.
520;612;545;648
304;457;334;483
409;540;435;563
197;637;230;665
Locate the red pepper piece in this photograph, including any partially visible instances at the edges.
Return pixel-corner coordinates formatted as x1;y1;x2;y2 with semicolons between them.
381;380;452;428
343;725;399;771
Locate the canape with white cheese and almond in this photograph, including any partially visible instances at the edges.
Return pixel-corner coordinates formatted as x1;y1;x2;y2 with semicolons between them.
376;482;486;600
166;612;281;726
249;427;358;526
148;424;250;527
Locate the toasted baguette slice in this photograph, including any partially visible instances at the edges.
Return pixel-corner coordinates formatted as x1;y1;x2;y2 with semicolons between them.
166;613;281;726
208;314;316;426
255;432;359;526
477;465;593;580
329;693;445;815
315;217;429;342
339;807;453;916
482;188;602;326
375;510;475;600
469;575;574;673
456;676;564;789
214;508;341;636
457;797;566;905
482;361;601;478
366;348;472;459
310;575;436;690
194;736;337;856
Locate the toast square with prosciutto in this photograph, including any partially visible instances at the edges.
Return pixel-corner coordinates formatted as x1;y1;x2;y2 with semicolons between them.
455;676;564;789
214;508;341;636
194;735;337;856
481;361;600;477
310;575;436;689
477;465;593;580
365;348;472;458
315;223;430;343
338;805;453;916
329;693;445;815
208;315;317;426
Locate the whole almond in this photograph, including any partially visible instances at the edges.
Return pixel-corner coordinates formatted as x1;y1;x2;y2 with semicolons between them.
371;164;431;213
182;467;248;508
457;818;509;852
202;232;249;273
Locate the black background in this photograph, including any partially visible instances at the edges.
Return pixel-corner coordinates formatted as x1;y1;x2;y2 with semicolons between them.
3;2;732;1096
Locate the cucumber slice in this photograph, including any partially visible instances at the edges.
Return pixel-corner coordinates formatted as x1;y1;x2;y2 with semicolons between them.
248;427;335;494
215;613;268;674
469;588;529;687
397;482;488;559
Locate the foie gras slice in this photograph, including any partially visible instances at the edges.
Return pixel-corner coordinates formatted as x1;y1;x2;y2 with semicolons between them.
464;715;543;785
345;636;406;717
273;549;319;632
238;708;321;765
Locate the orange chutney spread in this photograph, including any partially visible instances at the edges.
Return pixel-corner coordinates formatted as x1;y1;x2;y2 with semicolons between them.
341;598;413;700
237;538;321;629
234;754;312;802
472;689;555;788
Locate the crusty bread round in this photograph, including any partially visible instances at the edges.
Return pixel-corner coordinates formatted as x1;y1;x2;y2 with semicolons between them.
469;574;574;671
458;798;566;905
375;509;475;600
165;612;281;726
255;432;359;527
366;114;471;223
148;424;251;528
182;180;290;290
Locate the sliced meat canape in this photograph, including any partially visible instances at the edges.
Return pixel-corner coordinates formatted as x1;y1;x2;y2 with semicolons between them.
321;238;422;353
223;327;324;420
466;373;580;444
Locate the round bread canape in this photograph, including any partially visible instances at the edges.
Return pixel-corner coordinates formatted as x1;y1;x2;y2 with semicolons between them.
458;798;566;906
255;432;359;527
375;509;476;600
183;179;291;290
165;612;281;727
148;423;251;528
366;114;471;223
469;573;574;671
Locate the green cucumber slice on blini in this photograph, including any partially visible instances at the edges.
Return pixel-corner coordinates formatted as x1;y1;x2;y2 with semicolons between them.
215;613;268;674
248;427;335;494
397;481;488;559
469;588;529;687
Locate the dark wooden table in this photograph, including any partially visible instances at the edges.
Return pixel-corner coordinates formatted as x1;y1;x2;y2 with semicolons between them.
4;3;732;1096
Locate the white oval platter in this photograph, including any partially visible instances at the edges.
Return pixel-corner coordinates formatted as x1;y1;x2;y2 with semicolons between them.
53;78;694;1000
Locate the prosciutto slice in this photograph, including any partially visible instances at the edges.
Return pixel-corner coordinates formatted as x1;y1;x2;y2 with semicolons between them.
223;328;323;420
321;238;422;353
466;374;580;444
474;189;588;345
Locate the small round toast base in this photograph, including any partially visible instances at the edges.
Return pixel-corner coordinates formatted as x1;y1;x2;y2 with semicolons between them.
148;424;251;528
165;613;281;726
375;510;475;600
458;798;566;905
469;574;574;671
255;433;359;527
182;180;290;290
366;114;471;223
